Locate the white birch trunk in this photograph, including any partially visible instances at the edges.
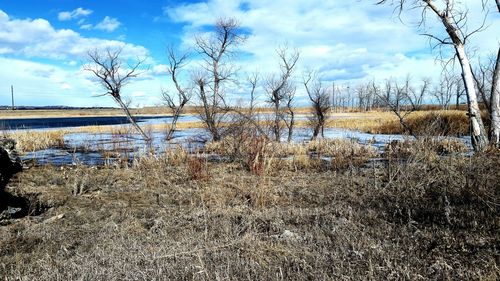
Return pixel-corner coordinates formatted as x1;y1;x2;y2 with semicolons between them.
455;44;489;151
490;48;500;146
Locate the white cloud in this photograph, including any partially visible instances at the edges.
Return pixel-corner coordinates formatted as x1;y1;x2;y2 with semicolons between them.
0;57;166;107
0;10;162;107
61;83;72;90
58;7;93;21
94;16;121;32
164;0;499;87
0;10;147;60
80;24;93;30
78;16;122;32
0;57;104;106
151;64;169;76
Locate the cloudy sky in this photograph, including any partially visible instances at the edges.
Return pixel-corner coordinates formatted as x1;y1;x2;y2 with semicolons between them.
0;0;498;107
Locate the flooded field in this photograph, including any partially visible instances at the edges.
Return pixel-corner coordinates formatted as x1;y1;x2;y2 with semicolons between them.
1;113;471;165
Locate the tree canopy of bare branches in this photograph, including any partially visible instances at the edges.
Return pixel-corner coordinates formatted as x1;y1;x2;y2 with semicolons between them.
376;76;428;138
193;17;245;141
303;71;331;139
85;48;149;141
162;47;192;140
266;46;300;142
431;71;457;109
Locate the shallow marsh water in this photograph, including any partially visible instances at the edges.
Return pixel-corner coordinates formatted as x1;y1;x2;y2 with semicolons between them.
2;114;471;165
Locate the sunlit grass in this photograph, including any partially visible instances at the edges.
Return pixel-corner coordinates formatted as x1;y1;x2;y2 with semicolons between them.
4;130;67;153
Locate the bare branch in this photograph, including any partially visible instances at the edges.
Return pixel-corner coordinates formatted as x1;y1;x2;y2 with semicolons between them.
84;48;150;141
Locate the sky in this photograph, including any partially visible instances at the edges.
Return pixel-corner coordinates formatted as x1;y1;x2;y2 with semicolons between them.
0;0;498;107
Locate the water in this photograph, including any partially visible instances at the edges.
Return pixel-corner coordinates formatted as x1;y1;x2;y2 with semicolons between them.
22;128;207;166
0;115;177;130
2;114;470;166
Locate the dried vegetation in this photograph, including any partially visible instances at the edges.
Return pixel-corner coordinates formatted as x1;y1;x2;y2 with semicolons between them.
0;140;498;280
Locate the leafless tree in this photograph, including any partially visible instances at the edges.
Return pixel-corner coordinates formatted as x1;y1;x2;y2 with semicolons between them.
355;82;377;112
193;17;245;141
303;71;331;139
221;73;270;161
376;0;500;150
284;86;296;142
432;72;455;109
162;47;192;140
369;80;386;109
376;76;428;137
265;46;300;142
473;56;495;112
85;48;149;141
226;72;267;136
455;76;465;109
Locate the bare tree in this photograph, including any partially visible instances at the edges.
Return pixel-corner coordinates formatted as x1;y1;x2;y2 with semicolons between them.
226;72;267;136
162;47;191;140
193;17;245;141
303;71;331;139
432;72;455;109
355;83;375;112
284;86;296;142
376;76;428;137
266;46;300;142
376;0;499;150
473;56;495;112
85;48;149;141
455;76;465;109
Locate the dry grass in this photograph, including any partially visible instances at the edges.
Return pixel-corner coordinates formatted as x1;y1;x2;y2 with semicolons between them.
0;147;498;280
2;130;66;153
322;111;398;132
384;138;469;161
373;110;469;136
206;136;377;173
71;119;205;134
1;120;206;154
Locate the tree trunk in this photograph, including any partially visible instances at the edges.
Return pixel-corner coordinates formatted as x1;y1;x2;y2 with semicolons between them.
165;108;181;141
287;111;294;143
273;104;281;142
311;124;320;140
490;48;500;146
115;98;150;141
455;44;489;151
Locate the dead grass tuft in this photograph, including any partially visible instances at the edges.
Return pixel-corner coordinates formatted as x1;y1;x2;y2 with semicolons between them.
4;130;67;153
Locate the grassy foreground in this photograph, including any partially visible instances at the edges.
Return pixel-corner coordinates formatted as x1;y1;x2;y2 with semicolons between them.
1;141;498;280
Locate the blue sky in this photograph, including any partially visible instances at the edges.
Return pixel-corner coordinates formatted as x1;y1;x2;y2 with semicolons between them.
0;0;498;107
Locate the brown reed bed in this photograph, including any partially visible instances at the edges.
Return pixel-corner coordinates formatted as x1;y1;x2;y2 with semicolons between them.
2;130;67;153
371;110;470;136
